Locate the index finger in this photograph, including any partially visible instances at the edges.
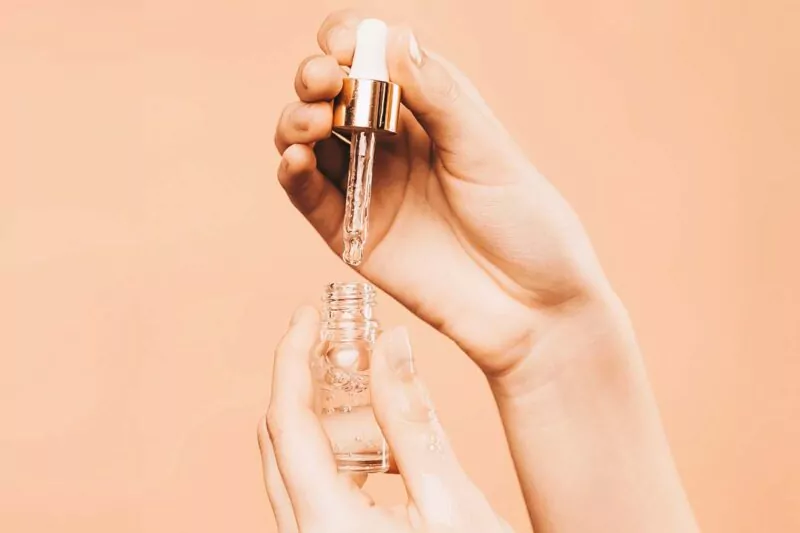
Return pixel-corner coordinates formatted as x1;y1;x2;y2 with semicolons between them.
266;305;359;526
316;9;362;64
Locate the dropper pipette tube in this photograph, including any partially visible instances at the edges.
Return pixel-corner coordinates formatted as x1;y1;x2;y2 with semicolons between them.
331;19;400;267
342;130;376;265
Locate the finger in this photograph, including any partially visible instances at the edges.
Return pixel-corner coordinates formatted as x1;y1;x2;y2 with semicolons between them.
277;144;344;253
267;305;359;525
260;401;368;523
257;416;299;533
340;473;374;508
317;9;363;64
295;55;345;103
274;101;333;155
370;327;475;521
386;26;522;179
316;15;519;181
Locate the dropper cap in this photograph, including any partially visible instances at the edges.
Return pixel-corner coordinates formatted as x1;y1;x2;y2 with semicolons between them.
332;19;401;134
349;19;389;81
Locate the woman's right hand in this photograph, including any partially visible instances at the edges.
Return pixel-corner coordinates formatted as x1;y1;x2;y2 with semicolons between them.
274;11;700;533
274;10;616;384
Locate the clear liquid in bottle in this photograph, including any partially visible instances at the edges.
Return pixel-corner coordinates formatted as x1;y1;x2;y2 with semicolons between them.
311;282;389;473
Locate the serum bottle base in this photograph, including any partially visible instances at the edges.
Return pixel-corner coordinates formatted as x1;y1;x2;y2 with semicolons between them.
335;452;391;474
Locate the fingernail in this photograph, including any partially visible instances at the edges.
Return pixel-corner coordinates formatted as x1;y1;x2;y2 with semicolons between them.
408;32;424;67
386;326;414;379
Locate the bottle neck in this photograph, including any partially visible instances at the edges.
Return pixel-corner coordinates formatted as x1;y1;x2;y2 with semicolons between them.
321;282;379;341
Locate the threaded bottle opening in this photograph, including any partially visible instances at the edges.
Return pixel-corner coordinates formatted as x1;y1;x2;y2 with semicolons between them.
321;282;378;338
323;282;376;307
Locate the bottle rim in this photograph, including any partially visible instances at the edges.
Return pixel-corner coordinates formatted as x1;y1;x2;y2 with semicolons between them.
323;282;377;303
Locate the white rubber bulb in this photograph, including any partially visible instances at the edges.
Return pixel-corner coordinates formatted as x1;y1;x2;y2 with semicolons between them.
349;18;389;82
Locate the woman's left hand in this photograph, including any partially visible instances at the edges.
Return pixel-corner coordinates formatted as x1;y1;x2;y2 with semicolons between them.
257;305;514;533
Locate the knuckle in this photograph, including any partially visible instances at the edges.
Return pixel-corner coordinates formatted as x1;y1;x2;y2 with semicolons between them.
438;75;461;106
425;62;461;107
284;103;331;139
277;103;293;127
275;105;297;145
288;103;311;133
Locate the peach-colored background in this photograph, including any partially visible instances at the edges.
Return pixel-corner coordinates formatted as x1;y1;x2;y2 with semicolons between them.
1;1;798;532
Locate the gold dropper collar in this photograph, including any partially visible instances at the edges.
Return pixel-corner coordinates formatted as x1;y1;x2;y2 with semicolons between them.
332;78;401;135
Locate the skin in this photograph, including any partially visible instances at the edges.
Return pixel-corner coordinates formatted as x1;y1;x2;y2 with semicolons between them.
269;9;700;533
259;310;514;533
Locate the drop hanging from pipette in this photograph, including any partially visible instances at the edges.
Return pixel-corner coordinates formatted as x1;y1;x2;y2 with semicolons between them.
331;19;401;266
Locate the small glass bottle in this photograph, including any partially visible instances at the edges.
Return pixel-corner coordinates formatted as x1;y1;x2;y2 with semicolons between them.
310;282;389;473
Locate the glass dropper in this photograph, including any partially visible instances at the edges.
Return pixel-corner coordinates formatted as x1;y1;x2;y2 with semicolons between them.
331;19;401;267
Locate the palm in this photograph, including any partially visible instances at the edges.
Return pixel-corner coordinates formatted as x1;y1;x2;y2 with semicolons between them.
350;506;417;533
338;497;511;533
278;34;604;372
320;112;594;372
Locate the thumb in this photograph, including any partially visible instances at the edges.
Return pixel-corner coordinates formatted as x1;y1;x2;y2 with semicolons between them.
387;27;517;171
370;327;500;527
370;327;474;520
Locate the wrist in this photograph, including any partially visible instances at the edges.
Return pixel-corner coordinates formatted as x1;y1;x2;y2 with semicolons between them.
485;288;643;404
483;291;699;532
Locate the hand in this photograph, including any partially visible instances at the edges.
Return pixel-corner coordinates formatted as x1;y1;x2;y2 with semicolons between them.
274;11;699;533
274;10;614;380
257;306;514;533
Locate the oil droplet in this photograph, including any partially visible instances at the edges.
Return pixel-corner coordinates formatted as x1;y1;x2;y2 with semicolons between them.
343;236;364;266
428;433;443;453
